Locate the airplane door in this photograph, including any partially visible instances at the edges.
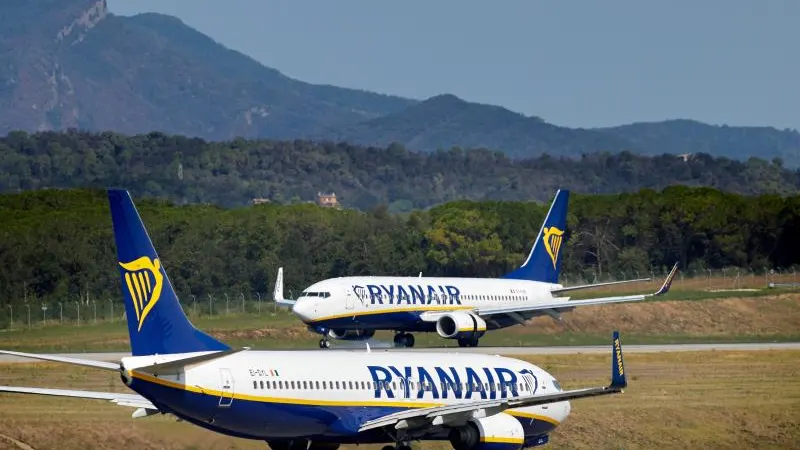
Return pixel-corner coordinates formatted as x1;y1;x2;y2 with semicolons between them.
345;288;355;310
218;368;234;407
521;372;539;395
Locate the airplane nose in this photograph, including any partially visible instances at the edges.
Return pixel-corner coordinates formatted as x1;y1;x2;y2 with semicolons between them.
291;301;313;322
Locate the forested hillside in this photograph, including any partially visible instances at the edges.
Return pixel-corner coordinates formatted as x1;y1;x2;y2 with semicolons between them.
1;187;797;308
1;130;798;210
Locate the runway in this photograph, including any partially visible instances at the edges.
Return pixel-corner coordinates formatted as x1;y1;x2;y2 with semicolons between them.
1;342;799;363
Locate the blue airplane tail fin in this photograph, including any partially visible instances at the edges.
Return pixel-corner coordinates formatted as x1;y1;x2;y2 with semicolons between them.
503;189;569;284
108;189;230;356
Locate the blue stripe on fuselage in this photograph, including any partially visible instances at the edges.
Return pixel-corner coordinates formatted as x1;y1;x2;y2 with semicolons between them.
128;377;557;442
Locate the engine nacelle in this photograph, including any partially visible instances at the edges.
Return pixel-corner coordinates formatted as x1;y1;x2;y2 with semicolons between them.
436;311;486;340
327;328;375;341
448;413;524;450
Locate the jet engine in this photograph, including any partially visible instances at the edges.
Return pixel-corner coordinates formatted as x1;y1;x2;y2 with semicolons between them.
327;328;375;341
435;311;486;340
448;413;524;450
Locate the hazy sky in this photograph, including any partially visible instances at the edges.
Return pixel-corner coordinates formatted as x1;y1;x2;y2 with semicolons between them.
109;1;799;130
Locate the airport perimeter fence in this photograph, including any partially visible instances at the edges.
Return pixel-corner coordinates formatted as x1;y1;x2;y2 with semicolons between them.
0;266;798;331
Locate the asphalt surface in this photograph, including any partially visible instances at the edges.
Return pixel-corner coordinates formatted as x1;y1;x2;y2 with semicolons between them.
1;342;799;363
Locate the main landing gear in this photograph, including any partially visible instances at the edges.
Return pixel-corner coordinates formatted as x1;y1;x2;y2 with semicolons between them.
393;332;415;348
457;336;480;347
382;444;412;450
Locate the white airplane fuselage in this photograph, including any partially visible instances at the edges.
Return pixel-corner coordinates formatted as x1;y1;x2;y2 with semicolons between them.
122;349;569;444
292;276;569;344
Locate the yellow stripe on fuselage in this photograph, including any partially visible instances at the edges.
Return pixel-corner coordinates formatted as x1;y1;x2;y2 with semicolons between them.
128;370;560;426
306;305;474;323
480;437;525;444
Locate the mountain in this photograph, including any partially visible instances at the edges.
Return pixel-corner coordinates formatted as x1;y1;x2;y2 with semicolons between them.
0;0;414;140
599;120;800;165
318;95;800;165
316;94;637;158
1;0;798;167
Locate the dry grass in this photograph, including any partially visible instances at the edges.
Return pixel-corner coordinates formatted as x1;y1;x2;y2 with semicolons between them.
0;350;798;450
515;294;800;336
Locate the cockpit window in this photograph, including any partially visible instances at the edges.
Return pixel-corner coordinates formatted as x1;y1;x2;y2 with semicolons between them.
552;379;562;391
301;292;331;298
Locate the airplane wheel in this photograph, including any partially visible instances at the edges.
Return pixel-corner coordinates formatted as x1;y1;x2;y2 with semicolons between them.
404;334;415;348
457;338;469;347
380;446;394;450
319;339;331;349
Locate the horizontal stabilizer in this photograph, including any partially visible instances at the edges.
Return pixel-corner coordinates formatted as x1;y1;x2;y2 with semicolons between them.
134;348;248;374
0;350;119;371
0;385;156;410
274;267;296;306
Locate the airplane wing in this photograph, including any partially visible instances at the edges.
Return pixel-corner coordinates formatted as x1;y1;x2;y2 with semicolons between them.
359;331;627;433
0;350;120;371
549;277;651;295
476;262;679;319
0;386;156;411
273;267;297;306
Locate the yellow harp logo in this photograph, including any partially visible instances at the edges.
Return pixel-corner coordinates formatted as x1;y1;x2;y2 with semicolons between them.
542;226;565;269
119;256;164;331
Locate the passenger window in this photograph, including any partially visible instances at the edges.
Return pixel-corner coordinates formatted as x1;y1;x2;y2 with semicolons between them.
335;381;340;389
253;380;257;389
315;381;320;389
260;381;265;389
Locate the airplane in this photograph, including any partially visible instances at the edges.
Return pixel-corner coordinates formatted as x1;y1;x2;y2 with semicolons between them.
275;189;679;349
0;189;632;450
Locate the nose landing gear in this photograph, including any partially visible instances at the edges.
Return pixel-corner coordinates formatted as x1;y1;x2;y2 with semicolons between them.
318;338;331;349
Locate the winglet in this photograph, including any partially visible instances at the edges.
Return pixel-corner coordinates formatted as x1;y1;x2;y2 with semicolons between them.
654;262;679;296
273;267;296;306
610;331;627;389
